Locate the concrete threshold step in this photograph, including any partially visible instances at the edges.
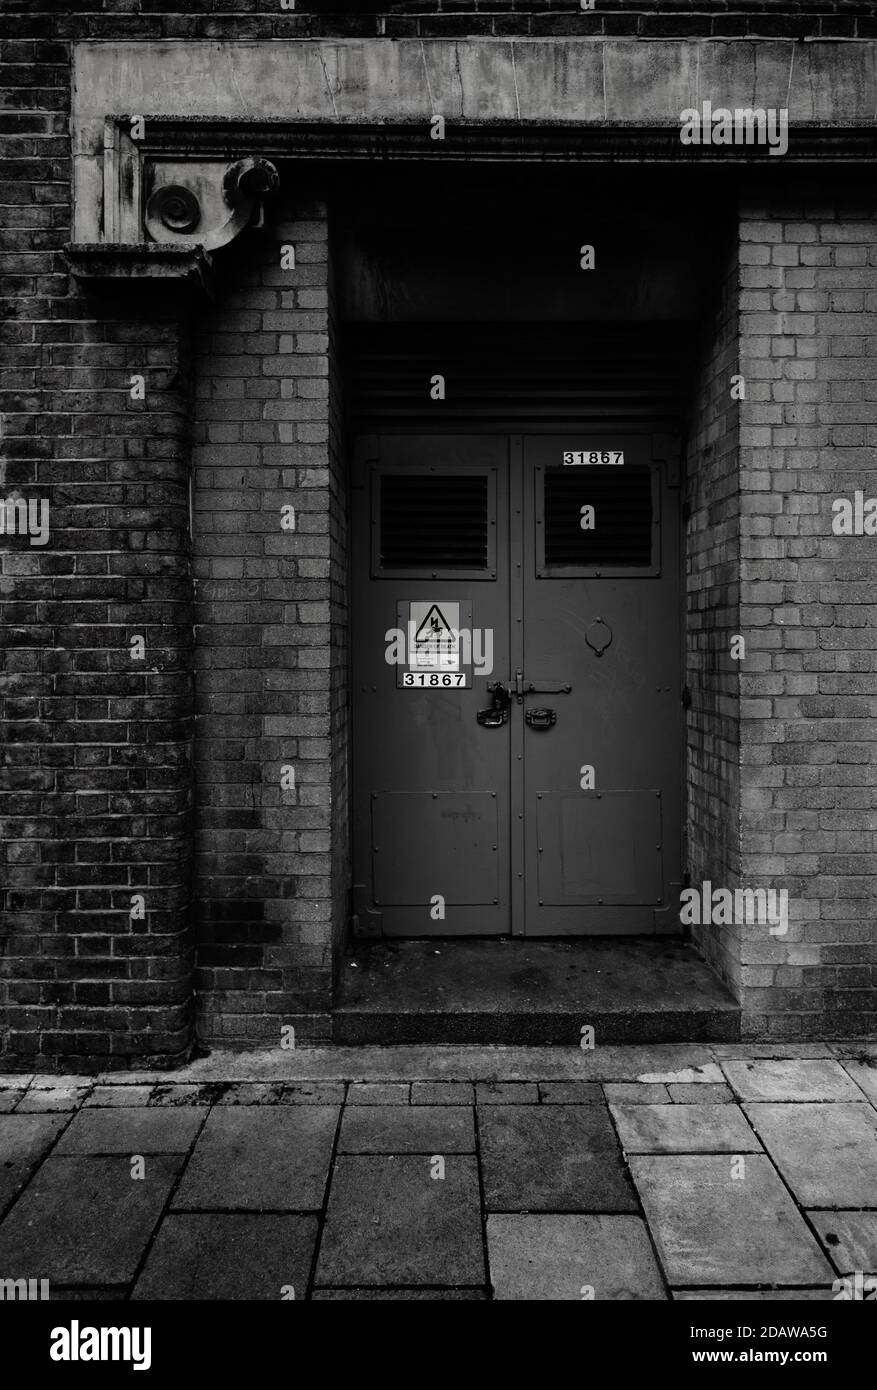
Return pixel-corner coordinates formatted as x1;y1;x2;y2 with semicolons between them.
333;937;741;1045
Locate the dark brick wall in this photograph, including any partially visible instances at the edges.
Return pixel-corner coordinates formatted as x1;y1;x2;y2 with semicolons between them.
0;289;198;1069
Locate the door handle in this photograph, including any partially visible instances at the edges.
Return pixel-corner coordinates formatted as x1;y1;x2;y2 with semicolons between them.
476;681;511;727
525;707;557;730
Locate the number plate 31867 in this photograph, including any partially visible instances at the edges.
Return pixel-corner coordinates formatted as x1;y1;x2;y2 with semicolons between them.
402;672;468;688
563;450;624;466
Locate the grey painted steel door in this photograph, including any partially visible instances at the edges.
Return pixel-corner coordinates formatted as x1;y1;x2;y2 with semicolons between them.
351;433;682;937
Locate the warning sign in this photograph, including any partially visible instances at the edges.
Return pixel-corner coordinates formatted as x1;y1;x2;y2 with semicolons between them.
409;601;460;671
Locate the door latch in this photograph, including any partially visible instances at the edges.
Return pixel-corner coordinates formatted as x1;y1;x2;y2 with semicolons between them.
477;681;511;727
525;707;556;730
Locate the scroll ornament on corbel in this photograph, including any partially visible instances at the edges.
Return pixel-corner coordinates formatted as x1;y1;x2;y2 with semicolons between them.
144;156;280;252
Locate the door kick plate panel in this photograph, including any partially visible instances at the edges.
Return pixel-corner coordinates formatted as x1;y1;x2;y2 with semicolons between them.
371;791;500;906
536;790;663;905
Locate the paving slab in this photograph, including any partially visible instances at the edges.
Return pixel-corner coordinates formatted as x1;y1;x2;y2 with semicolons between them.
0;1113;66;1212
714;1045;834;1059
634;1064;725;1085
312;1288;486;1299
132;1214;318;1300
16;1085;92;1113
604;1083;671;1104
347;1083;409;1105
744;1103;877;1208
338;1105;474;1154
28;1076;94;1089
479;1105;637;1212
838;1060;877;1108
55;1107;206;1155
149;1083;221;1107
537;1082;602;1104
411;1082;474;1106
83;1086;155;1108
722;1059;864;1103
630;1155;832;1287
668;1083;733;1104
809;1211;877;1275
488;1214;666;1300
610;1104;761;1155
280;1084;346;1105
48;1289;128;1301
172;1107;338;1211
0;1155;180;1284
211;1083;286;1106
830;1043;877;1060
475;1082;539;1105
0;1091;26;1114
316;1154;483;1286
673;1289;835;1300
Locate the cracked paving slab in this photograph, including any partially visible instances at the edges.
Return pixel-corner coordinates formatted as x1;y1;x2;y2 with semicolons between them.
743;1102;877;1208
630;1154;833;1287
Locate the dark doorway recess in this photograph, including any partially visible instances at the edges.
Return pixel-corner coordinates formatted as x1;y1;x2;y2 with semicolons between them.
335;170;741;1041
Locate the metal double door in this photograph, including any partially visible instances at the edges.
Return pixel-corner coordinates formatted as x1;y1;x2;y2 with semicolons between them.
351;433;683;938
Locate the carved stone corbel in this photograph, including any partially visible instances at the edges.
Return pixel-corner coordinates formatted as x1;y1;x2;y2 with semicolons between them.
67;120;280;299
144;155;280;251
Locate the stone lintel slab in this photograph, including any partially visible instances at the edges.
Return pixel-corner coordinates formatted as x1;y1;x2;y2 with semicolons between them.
70;40;877;243
72;40;877;130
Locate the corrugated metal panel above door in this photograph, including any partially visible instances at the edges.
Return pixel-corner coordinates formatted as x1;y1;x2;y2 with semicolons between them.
344;322;694;429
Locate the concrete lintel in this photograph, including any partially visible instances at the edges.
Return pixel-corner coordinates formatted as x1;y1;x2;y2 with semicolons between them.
72;39;877;130
70;38;877;244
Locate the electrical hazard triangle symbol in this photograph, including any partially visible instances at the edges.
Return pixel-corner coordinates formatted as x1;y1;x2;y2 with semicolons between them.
415;604;453;646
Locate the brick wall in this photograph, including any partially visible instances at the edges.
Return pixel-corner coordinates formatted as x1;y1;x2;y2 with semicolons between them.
192;191;346;1046
684;233;743;1000
0;283;197;1070
2;1;877;1066
737;196;877;1039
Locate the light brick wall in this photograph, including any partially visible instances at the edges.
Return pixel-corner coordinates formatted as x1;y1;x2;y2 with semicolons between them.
192;191;345;1045
736;197;877;1038
685;234;743;997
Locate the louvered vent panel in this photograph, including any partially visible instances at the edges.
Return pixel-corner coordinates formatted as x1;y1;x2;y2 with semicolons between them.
544;466;653;567
346;323;692;427
379;473;489;570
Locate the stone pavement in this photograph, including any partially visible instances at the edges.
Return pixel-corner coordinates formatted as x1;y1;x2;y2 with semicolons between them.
1;1042;875;1301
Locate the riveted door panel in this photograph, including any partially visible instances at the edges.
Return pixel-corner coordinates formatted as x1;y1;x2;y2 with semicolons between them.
351;431;682;938
351;435;510;937
520;434;683;934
